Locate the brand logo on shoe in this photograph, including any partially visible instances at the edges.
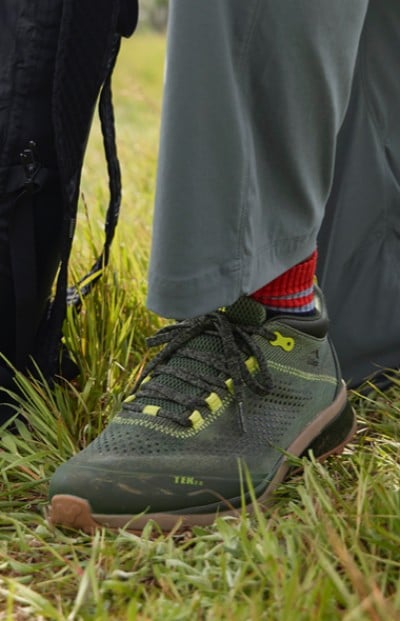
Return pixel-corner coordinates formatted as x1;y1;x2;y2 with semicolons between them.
269;331;295;352
174;475;204;487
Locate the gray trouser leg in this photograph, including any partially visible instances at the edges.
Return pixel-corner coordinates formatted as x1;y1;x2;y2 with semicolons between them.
147;0;368;318
318;0;400;385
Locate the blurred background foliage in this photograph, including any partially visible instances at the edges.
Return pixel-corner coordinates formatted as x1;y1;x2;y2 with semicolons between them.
139;0;169;32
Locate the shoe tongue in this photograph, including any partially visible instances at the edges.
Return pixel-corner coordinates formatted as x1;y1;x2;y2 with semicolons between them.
225;296;267;326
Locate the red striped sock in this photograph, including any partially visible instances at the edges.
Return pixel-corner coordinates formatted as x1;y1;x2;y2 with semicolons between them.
250;250;317;315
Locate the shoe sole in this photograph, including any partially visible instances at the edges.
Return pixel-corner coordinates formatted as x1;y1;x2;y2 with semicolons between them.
48;384;356;534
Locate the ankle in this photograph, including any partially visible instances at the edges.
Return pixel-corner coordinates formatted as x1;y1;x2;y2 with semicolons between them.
250;250;317;316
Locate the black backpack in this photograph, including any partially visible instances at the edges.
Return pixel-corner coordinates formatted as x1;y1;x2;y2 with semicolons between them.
0;0;138;423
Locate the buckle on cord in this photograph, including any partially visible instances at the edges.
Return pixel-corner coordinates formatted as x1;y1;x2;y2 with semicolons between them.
19;140;41;192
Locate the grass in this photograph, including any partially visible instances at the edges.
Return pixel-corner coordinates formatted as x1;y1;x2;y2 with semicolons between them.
1;30;400;621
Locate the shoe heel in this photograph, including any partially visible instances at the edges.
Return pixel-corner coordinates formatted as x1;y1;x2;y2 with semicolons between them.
301;401;357;460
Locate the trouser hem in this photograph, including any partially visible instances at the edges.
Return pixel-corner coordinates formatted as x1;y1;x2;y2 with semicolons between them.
147;232;318;319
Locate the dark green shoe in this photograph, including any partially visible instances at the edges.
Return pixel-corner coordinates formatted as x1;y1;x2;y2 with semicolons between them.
48;290;356;532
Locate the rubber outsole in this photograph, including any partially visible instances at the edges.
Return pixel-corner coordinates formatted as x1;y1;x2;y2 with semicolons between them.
48;384;356;534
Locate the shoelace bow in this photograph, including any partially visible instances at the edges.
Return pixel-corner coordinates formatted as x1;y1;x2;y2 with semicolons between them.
123;311;274;429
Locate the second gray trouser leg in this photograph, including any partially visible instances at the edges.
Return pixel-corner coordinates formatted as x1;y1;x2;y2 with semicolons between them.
147;0;369;319
318;0;400;385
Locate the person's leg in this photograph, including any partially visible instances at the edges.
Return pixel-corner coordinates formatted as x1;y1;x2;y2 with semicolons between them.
147;0;368;319
318;0;400;386
49;0;369;532
0;0;136;424
0;0;64;423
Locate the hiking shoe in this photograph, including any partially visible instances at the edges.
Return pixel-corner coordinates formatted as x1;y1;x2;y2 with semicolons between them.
48;289;356;532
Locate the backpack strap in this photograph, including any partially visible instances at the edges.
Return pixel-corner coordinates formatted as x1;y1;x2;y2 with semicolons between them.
9;145;51;367
36;1;125;380
66;36;122;307
0;146;53;370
